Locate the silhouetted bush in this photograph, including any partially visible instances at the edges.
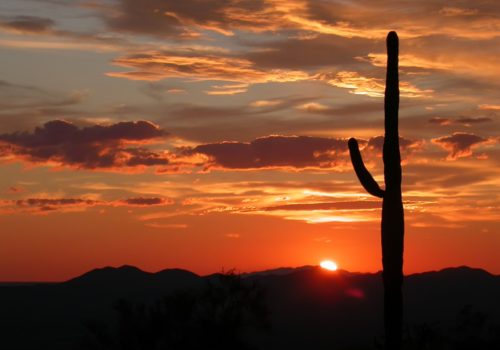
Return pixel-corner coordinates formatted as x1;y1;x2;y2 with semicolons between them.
75;269;269;350
395;305;500;350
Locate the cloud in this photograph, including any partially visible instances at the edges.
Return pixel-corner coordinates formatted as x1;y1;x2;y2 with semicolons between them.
357;53;455;71
431;132;494;160
16;198;99;207
328;71;433;98
155;166;193;174
248;100;283;107
0;16;55;35
102;0;319;39
479;105;500;110
439;7;479;16
456;117;493;126
364;135;425;156
106;51;317;86
117;197;174;206
103;0;498;42
426;116;493;127
242;33;378;70
167;89;186;93
204;89;247;95
0;80;89;116
427;117;452;125
181;135;349;171
0;120;170;171
0;15;138;54
262;201;383;212
38;206;59;213
10;196;174;214
295;102;329;112
411;222;464;228
145;223;187;228
6;186;27;194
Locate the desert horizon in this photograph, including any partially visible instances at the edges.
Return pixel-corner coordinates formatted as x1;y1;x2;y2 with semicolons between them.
2;0;500;284
2;1;500;349
2;264;500;349
2;263;499;284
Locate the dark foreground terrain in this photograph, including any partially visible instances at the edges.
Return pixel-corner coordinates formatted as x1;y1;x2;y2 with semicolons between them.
1;266;500;349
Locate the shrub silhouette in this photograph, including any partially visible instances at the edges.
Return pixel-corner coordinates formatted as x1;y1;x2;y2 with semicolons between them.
449;304;500;350
76;269;269;350
399;305;500;350
348;31;404;350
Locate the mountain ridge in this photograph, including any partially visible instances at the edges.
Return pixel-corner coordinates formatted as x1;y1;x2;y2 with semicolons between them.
2;265;499;350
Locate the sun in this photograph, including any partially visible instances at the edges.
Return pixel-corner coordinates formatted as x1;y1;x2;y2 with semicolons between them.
320;261;338;271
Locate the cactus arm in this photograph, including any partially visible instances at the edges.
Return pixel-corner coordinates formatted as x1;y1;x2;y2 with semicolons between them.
348;138;385;198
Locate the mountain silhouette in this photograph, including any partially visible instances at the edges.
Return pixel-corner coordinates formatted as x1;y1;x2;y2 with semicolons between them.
1;266;499;349
65;265;201;292
239;265;315;277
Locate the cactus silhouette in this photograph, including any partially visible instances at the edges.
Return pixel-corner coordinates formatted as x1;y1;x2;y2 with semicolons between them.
348;31;404;350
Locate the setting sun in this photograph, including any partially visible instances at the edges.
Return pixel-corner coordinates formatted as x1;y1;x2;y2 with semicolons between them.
320;261;338;271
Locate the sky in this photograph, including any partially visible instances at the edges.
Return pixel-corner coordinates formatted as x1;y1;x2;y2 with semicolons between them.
1;0;500;281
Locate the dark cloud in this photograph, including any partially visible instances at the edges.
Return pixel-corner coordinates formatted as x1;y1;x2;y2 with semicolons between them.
182;135;349;171
0;16;55;34
431;132;493;160
0;80;86;113
39;206;59;212
105;0;285;39
427;117;451;125
241;34;379;70
101;0;500;43
6;186;27;194
456;117;493;126
118;197;174;206
16;198;99;207
0;120;169;170
366;135;425;155
13;197;174;212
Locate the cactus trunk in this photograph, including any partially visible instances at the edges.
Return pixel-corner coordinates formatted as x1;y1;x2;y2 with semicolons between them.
348;31;404;350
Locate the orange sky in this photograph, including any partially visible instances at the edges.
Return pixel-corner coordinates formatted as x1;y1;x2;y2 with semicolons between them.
1;0;500;281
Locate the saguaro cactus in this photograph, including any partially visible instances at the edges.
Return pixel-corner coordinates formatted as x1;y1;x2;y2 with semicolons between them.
348;31;404;350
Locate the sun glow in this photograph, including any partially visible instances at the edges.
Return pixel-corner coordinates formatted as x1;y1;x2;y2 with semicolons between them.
320;261;338;271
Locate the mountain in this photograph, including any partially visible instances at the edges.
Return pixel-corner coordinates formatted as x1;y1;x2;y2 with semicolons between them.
240;265;366;278
240;265;315;277
1;266;499;350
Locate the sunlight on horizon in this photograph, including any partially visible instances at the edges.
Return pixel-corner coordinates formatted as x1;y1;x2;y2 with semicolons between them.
320;261;338;271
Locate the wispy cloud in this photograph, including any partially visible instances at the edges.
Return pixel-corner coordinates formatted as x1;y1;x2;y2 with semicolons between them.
106;52;317;87
295;102;329;111
0;16;55;35
328;71;433;98
204;89;247;95
248;100;283;107
6;196;174;214
145;223;187;228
